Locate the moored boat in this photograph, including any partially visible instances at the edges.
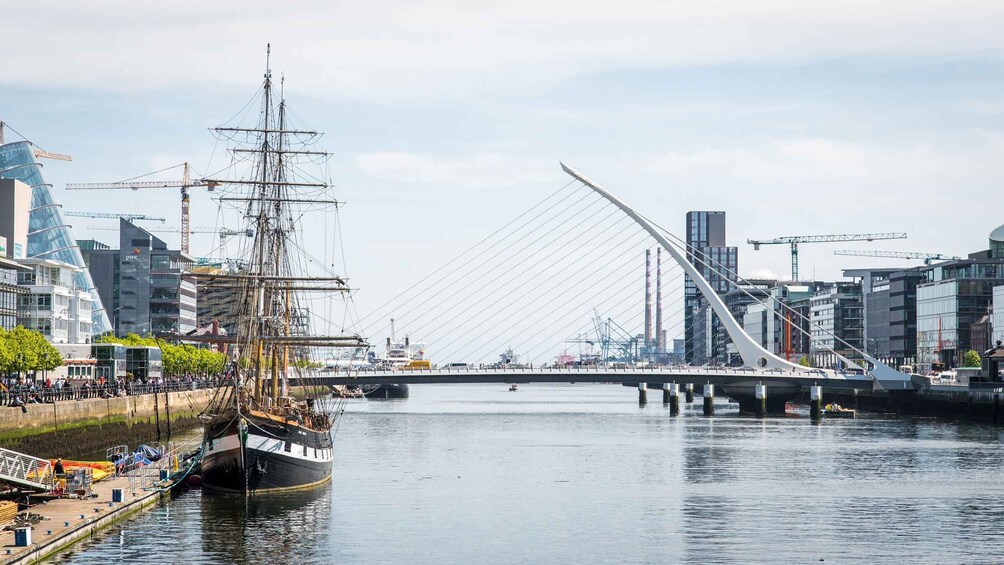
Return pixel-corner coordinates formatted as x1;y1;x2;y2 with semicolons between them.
195;46;367;494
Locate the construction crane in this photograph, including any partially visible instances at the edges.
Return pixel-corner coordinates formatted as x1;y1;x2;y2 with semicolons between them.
65;163;219;255
64;211;166;223
0;120;73;161
747;233;907;281
89;226;252;243
833;250;962;266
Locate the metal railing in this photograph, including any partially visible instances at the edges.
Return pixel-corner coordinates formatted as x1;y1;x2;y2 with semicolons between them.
0;447;53;491
309;364;865;379
119;439;200;493
0;378;224;409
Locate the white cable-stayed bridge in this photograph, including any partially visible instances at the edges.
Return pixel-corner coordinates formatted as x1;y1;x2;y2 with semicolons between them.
298;164;916;415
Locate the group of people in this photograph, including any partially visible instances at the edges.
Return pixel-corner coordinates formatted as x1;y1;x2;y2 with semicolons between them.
0;375;224;412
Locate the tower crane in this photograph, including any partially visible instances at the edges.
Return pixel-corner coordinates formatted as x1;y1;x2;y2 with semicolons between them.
833;249;961;266
747;232;907;281
64;211;166;222
65;163;219;255
0;120;73;161
89;226;253;245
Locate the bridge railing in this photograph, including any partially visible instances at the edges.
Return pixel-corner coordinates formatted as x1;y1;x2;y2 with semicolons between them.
312;364;862;379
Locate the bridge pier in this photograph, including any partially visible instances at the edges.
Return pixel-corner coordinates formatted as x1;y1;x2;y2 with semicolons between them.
810;386;823;421
703;384;715;416
638;383;647;405
668;383;680;415
685;383;694;404
662;383;671;405
723;385;799;415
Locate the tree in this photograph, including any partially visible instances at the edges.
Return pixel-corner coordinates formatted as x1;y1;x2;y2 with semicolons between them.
0;326;62;378
963;349;982;368
797;356;812;367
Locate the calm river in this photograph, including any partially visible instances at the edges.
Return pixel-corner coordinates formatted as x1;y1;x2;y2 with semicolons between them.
51;384;1004;563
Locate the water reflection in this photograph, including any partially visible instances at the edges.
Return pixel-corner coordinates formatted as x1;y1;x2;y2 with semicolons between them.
198;487;333;564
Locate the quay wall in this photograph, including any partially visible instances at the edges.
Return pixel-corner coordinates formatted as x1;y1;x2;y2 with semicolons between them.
806;388;1003;425
0;389;218;459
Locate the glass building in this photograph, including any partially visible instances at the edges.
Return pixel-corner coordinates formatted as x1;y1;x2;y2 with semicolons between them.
684;211;738;364
0;140;111;333
915;260;1004;370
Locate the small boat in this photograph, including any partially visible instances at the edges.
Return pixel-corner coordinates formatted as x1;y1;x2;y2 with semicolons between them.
824;403;856;418
509;384;518;392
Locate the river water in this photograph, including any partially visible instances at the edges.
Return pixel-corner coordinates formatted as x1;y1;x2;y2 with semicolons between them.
51;384;1004;564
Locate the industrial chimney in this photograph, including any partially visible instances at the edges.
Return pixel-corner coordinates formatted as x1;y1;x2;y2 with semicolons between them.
644;250;652;346
656;247;663;357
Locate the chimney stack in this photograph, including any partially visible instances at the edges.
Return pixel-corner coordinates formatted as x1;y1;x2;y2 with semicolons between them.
656;247;663;355
644;250;652;346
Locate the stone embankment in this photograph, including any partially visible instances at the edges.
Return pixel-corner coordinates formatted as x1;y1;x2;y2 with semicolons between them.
0;388;218;459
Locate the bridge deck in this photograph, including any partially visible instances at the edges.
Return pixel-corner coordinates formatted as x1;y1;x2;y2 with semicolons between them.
292;367;876;390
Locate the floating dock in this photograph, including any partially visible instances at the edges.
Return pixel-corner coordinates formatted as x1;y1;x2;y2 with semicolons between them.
0;474;164;564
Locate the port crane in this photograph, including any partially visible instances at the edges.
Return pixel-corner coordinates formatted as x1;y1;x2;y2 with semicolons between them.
65;163;219;255
747;232;907;281
833;249;961;266
63;211;166;223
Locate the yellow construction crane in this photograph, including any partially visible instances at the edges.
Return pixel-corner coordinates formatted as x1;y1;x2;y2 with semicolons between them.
747;232;907;281
65;163;219;255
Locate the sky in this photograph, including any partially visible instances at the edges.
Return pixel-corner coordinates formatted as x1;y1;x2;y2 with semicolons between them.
4;1;1004;358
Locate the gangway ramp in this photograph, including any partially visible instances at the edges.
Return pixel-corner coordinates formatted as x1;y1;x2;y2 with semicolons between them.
0;447;54;491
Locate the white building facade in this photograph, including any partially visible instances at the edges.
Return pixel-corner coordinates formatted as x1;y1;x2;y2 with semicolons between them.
16;258;93;344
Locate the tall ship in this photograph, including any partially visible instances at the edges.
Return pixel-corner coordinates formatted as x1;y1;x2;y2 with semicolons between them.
196;47;366;493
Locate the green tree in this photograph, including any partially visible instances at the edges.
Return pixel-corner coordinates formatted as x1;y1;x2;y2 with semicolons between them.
963;349;982;368
797;356;812;367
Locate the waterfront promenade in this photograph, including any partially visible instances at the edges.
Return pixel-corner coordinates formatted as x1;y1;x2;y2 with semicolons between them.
0;468;165;564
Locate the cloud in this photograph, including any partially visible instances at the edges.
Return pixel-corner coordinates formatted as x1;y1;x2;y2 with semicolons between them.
645;135;1004;183
5;1;1004;101
354;151;558;189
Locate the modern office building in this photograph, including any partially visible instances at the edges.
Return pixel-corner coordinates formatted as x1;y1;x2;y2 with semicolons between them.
0;252;26;331
0;179;31;330
993;285;1004;349
80;219;196;337
743;282;821;363
888;269;927;369
15;258;94;343
0;138;111;334
809;281;863;369
192;259;240;336
0;179;30;260
126;346;163;382
684;211;738;363
864;280;892;362
916;255;1004;370
842;268;899;365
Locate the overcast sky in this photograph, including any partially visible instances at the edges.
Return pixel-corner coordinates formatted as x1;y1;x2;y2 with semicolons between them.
4;1;1004;356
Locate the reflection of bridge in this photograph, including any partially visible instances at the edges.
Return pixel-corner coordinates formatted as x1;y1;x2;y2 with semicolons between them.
336;163;916;415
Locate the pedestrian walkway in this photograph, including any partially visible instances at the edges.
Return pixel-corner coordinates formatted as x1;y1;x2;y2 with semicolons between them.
0;473;163;564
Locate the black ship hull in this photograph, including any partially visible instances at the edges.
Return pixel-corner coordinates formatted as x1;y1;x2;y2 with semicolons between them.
201;410;333;494
361;383;410;399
